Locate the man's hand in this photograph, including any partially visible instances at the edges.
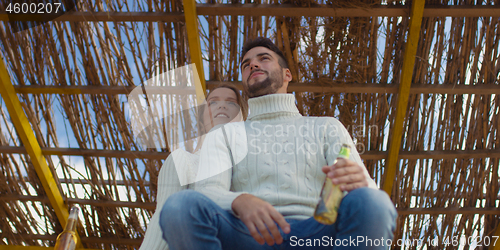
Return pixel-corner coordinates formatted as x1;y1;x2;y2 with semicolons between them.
231;194;291;245
321;158;369;192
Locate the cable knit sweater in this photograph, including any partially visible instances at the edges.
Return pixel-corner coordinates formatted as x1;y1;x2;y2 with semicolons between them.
139;149;200;250
195;94;377;220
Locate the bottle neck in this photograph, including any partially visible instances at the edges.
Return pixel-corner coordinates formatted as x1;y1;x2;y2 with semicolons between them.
64;206;80;232
64;218;77;232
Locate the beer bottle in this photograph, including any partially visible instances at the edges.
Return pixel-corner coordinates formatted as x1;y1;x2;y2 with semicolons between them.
314;144;351;225
54;206;80;250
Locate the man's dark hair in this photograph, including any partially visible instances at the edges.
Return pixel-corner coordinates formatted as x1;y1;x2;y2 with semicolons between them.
241;37;289;69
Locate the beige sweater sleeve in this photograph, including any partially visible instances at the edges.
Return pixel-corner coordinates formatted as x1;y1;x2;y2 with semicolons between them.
193;124;247;211
139;150;193;250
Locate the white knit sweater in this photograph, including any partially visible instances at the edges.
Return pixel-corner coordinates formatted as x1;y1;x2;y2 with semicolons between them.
195;94;377;220
139;149;200;250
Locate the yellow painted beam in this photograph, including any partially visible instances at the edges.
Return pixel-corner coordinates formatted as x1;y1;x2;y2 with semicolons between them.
182;0;207;102
382;0;426;195
0;59;82;248
0;246;98;250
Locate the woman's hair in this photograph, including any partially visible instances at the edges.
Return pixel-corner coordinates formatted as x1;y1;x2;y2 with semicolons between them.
197;83;248;135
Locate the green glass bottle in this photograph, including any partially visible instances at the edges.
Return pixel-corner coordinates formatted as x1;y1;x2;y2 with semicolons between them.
314;144;351;225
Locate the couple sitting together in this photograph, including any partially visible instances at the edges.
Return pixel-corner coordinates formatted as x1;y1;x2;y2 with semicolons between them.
139;37;397;250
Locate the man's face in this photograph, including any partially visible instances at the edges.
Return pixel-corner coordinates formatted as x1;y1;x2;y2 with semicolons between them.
240;47;285;98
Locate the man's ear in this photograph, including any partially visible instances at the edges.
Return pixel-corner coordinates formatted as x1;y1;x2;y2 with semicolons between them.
283;68;292;82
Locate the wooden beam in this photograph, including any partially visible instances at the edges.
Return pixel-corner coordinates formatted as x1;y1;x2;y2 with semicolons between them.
67;198;155;209
383;0;425;195
408;84;500;95
56;178;150;186
0;146;168;160
287;83;500;95
1;146;499;160
1;5;500;22
396;207;500;215
81;237;142;245
13;83;500;95
420;5;500;17
0;12;184;22
360;148;500;160
14;85;124;95
13;85;197;95
0;195;155;209
197;4;408;16
5;178;148;186
196;4;500;17
0;53;82;248
408;191;500;200
5;194;499;210
182;0;206;101
0;246;97;250
0;234;142;246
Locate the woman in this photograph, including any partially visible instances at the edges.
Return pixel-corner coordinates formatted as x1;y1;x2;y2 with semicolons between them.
139;83;247;250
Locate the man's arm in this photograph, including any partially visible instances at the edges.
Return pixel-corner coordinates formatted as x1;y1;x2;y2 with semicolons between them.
194;123;290;246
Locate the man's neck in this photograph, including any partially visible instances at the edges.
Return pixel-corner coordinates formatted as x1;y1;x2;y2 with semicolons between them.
247;94;300;121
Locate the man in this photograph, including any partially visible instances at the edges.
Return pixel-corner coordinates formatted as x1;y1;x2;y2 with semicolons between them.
160;37;397;249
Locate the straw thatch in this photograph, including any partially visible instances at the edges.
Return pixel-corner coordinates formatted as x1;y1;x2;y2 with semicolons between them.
0;0;499;249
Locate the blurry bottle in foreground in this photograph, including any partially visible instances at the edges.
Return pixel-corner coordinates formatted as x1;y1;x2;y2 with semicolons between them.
54;205;80;250
314;144;351;225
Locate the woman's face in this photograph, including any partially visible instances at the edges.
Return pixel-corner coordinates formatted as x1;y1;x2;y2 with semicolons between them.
202;87;242;131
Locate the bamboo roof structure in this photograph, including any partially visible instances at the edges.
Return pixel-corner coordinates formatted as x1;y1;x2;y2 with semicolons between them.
0;0;499;249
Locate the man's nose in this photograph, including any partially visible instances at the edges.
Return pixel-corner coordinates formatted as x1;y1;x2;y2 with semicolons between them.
250;61;260;70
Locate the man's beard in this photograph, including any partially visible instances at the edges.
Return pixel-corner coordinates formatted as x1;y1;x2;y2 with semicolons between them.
244;69;283;98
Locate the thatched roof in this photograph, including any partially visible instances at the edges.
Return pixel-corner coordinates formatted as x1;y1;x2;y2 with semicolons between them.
0;0;499;249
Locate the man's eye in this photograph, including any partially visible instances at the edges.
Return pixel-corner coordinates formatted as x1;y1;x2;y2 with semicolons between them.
209;101;217;105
